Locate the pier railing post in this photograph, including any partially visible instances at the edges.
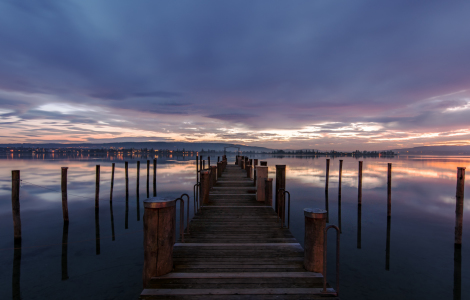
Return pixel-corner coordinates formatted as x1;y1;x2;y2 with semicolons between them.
247;164;252;179
210;166;217;188
304;208;327;273
455;167;465;247
200;170;211;205
217;162;223;179
256;166;268;202
143;197;176;288
276;165;286;215
265;178;273;206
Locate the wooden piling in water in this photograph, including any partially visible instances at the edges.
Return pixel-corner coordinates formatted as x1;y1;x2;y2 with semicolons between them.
304;208;327;273
275;165;286;214
325;159;330;191
143;198;176;288
358;161;363;205
153;159;157;197
61;167;69;222
455;167;465;247
125;161;129;198
387;163;392;217
137;161;140;194
95;165;100;208
147;160;150;198
11;170;21;240
338;160;343;196
110;163;115;202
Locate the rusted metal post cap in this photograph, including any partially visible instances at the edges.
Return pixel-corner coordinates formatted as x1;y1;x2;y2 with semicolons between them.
144;197;176;209
304;208;327;219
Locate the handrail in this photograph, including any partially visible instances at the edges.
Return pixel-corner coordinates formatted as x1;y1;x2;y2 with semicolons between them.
322;225;340;296
277;189;291;228
174;198;185;243
180;193;190;234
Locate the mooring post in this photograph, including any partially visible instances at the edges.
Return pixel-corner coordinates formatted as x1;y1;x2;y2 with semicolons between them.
247;164;252;179
200;170;211;205
125;161;129;198
218;156;220;163
265;178;273;206
455;167;465;247
153;158;157;197
196;155;199;183
143;197;176;288
260;161;267;166
256;166;268;202
137;161;141;195
338;160;343;196
110;163;115;202
11;170;21;240
208;156;211;168
275;165;286;215
241;157;245;169
253;159;258;187
210;166;217;188
325;159;330;191
358;161;363;205
61;167;69;222
304;208;327;273
387;163;392;217
146;160;150;198
95;165;100;208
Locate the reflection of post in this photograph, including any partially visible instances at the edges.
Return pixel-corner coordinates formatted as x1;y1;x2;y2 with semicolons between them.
454;245;461;300
387;163;392;217
110;201;115;241
136;161;140;194
125;192;129;229
153;158;157;197
146;160;150;198
95;208;100;255
137;191;140;221
61;222;69;280
110;163;115;202
357;203;362;249
358;161;363;205
455;167;465;246
12;170;22;240
325;159;330;191
125;161;129;198
338;160;342;233
13;238;21;300
385;215;391;270
61;167;69;222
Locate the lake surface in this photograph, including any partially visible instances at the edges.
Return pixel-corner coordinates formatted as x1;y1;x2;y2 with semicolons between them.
0;153;468;299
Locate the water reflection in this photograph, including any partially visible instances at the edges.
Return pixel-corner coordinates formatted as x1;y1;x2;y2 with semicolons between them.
110;201;115;241
125;193;129;229
454;245;461;300
13;239;21;300
338;160;342;234
357;203;362;249
95;208;100;255
136;191;140;222
61;222;69;280
325;190;329;223
385;216;391;270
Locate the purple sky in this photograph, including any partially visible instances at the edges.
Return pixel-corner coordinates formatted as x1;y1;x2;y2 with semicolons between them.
1;0;470;150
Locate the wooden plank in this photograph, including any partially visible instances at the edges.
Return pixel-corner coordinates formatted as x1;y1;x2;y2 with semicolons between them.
153;272;322;279
141;288;335;296
174;243;301;247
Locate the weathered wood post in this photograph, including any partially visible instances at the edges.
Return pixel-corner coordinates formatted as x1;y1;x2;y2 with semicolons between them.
61;167;69;222
208;156;211;168
136;161;140;194
146;160;150;198
200;170;211;205
241;157;245;169
196;155;199;183
265;178;273;206
210;166;217;188
256;166;268;202
125;161;129;198
110;163;115;202
235;155;239;165
275;165;286;215
247;164;252;179
95;165;100;208
358;161;363;205
218;156;220;162
260;161;267;166
11;170;21;240
153;158;157;197
338;160;343;233
387;163;392;217
455;167;465;247
304;208;327;273
254;159;258;187
325;159;330;191
143;197;176;288
217;161;223;179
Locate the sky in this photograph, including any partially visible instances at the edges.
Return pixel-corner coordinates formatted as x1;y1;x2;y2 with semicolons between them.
1;0;470;151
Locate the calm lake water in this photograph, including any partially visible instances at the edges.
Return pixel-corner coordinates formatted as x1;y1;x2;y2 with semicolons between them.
0;153;468;300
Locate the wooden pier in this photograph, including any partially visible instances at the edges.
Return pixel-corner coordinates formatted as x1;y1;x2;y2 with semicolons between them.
141;161;338;299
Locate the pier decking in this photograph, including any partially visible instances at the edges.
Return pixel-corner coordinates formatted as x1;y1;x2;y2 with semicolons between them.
141;163;338;299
